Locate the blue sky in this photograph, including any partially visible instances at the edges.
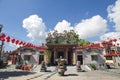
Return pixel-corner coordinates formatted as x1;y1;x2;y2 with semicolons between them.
0;0;120;50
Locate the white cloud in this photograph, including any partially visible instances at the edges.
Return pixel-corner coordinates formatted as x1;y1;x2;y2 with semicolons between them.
53;15;108;39
100;32;120;41
74;15;108;39
107;0;120;31
54;20;73;33
23;14;46;43
23;14;108;43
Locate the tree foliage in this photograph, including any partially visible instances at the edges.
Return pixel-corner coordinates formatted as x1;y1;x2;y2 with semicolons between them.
78;39;90;46
46;30;90;45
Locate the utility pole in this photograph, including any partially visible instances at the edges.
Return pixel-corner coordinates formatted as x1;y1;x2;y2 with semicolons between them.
0;24;3;60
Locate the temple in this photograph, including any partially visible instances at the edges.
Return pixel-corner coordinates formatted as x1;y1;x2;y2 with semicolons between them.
45;30;105;66
6;30;107;68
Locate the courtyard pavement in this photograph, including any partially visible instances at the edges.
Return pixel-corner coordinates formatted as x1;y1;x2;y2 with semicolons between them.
0;65;120;80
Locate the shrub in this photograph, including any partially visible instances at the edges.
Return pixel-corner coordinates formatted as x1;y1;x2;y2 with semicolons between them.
90;64;97;70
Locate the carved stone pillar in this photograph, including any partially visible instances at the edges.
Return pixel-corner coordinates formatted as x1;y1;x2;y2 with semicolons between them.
54;47;57;64
73;50;77;65
74;51;78;64
66;48;68;64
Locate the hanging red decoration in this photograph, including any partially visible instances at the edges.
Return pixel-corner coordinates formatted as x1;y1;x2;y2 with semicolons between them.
0;33;6;42
96;43;100;48
113;44;116;46
101;41;106;45
109;39;113;43
6;36;10;42
25;43;29;47
19;41;23;45
29;43;32;47
0;33;6;38
113;39;117;42
15;40;19;45
11;38;15;43
117;43;119;46
22;42;26;46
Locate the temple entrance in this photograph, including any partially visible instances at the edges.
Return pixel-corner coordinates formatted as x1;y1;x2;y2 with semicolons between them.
39;55;44;64
46;44;76;65
57;51;64;59
68;51;73;65
77;55;83;64
51;52;54;65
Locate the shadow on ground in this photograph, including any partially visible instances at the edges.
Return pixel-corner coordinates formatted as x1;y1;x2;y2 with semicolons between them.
0;71;35;79
63;73;78;77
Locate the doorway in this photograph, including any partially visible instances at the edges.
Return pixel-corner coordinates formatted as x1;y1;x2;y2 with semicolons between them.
51;52;54;65
57;51;64;59
39;55;44;64
68;52;72;65
77;55;83;64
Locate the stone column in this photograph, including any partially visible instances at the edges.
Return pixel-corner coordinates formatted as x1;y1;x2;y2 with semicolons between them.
66;48;68;64
54;47;56;64
73;51;77;65
75;50;77;65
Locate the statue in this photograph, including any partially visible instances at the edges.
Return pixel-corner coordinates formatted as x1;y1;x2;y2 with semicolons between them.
56;58;67;76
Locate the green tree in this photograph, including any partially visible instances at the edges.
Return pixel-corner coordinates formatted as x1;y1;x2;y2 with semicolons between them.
78;39;90;46
66;30;79;44
46;30;90;45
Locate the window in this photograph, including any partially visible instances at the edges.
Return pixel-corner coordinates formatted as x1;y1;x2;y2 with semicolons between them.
91;55;98;61
106;56;112;60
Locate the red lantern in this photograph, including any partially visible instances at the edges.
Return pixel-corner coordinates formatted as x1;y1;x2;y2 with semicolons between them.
117;43;119;46
109;39;113;43
15;40;19;45
22;42;26;46
113;44;115;46
0;33;6;38
19;41;23;45
31;44;33;47
113;39;117;42
25;43;30;47
11;38;15;43
102;41;105;45
0;33;6;42
6;36;10;42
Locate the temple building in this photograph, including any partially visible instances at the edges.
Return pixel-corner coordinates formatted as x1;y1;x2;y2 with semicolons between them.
15;46;46;65
46;30;105;67
13;30;106;69
104;46;120;67
47;44;105;66
47;44;76;65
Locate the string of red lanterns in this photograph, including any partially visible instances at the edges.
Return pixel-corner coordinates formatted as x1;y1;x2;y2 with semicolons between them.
104;52;120;57
76;38;120;57
0;33;46;51
77;38;119;49
1;33;120;56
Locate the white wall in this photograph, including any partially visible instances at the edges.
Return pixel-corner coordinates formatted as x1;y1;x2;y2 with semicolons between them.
20;50;40;65
76;49;105;66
